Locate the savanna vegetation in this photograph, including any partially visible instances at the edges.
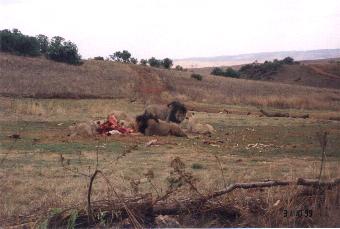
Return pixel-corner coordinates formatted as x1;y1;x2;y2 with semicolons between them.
1;28;340;228
0;29;82;65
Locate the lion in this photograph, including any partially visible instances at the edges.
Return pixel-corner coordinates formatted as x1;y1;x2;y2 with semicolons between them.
68;121;99;137
181;112;215;135
135;113;187;137
144;101;187;124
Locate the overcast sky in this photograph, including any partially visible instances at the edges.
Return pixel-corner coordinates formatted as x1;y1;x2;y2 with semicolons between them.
1;0;340;59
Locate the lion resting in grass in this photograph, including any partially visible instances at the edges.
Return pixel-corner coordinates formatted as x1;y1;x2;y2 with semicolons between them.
136;113;187;137
144;101;187;124
181;112;215;135
68;121;99;137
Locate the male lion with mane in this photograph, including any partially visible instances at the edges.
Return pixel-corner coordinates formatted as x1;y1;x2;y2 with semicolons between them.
135;113;187;137
144;101;187;123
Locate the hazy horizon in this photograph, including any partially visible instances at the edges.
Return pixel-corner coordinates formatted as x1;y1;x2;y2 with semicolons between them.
1;0;340;59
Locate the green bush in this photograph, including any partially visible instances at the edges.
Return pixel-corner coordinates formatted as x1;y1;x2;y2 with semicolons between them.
282;56;295;65
191;163;204;169
110;50;138;64
140;59;148;65
211;67;224;76
191;73;203;81
211;67;239;78
0;29;40;56
148;57;161;67
46;36;82;65
130;57;138;64
162;58;173;69
239;57;297;79
36;34;49;54
175;65;184;71
224;67;240;78
93;56;104;60
110;50;131;63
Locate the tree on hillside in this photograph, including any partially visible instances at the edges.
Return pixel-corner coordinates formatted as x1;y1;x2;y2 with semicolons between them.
36;34;49;54
94;56;104;60
130;57;138;64
47;36;82;65
140;59;148;66
162;58;173;69
110;50;132;63
224;67;240;78
175;65;184;71
282;56;295;65
211;67;224;76
148;57;161;67
0;28;40;56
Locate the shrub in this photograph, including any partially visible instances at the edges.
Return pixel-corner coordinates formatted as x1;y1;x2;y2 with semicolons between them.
109;50;138;64
140;59;148;65
224;67;240;78
130;57;138;64
162;58;173;69
148;57;162;67
282;56;295;65
93;56;104;60
175;65;184;71
191;163;204;169
191;73;203;81
211;67;224;76
239;57;298;79
0;29;40;56
110;50;131;63
36;34;49;54
211;67;240;78
46;36;82;65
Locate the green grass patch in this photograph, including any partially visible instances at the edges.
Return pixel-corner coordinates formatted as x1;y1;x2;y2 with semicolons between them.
191;163;204;169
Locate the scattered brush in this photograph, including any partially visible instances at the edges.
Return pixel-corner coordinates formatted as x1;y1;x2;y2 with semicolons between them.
30;157;340;228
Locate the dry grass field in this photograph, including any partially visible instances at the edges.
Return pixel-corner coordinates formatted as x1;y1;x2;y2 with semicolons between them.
0;96;340;227
1;53;340;111
191;58;340;90
0;54;340;227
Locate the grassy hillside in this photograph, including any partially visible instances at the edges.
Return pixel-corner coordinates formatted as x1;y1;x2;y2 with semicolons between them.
192;58;340;90
1;53;340;110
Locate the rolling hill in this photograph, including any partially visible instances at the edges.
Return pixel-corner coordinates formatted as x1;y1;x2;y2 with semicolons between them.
191;58;340;90
1;53;340;110
175;49;340;68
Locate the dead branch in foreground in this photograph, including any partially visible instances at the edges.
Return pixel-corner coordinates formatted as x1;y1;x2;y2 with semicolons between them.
42;177;340;228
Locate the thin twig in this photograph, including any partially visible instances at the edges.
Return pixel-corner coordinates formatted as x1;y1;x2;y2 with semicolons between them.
317;132;328;182
214;154;227;188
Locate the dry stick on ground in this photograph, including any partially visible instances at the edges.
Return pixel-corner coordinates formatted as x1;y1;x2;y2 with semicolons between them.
205;178;340;200
259;109;290;118
87;170;100;223
89;178;340;219
214;154;227;188
35;177;340;228
317;132;328;182
95;138;100;170
259;109;309;119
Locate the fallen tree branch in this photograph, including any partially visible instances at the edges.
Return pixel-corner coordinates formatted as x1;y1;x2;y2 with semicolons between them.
260;109;289;118
207;178;340;200
207;180;291;199
260;109;309;119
